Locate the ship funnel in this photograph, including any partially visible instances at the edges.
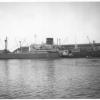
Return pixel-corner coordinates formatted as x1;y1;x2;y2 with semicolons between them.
46;38;53;45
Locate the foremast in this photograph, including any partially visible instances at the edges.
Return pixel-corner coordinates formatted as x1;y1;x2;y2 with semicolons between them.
5;36;8;51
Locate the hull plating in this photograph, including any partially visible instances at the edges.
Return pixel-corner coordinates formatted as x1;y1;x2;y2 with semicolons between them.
0;52;60;59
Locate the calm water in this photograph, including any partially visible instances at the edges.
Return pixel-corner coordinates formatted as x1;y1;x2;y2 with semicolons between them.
0;58;100;98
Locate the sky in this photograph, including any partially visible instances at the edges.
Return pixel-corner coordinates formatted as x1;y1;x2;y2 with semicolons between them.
0;2;100;51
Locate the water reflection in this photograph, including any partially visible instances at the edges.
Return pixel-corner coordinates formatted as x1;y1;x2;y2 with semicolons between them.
0;60;10;98
46;60;56;98
0;59;100;98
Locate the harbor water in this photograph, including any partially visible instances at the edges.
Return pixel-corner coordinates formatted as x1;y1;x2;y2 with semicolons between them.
0;58;100;98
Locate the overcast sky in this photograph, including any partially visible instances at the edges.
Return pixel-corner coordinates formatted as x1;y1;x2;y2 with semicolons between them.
0;2;100;51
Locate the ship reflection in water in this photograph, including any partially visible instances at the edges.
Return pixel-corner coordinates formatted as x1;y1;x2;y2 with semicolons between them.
0;59;100;98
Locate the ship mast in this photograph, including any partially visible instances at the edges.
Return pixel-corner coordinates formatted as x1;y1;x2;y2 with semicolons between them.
59;38;61;45
57;38;58;46
87;36;95;51
74;34;78;49
19;41;22;52
75;40;78;49
5;36;8;51
34;34;37;44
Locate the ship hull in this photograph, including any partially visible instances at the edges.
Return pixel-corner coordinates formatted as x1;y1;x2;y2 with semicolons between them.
87;50;100;58
61;51;100;58
61;51;88;58
0;52;60;59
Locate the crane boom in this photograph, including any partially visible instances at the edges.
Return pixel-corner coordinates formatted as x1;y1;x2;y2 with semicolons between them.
87;36;95;51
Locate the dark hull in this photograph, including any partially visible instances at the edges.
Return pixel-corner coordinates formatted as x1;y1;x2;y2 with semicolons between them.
86;50;100;58
61;52;88;58
0;50;100;59
61;51;100;58
0;52;60;59
61;55;86;58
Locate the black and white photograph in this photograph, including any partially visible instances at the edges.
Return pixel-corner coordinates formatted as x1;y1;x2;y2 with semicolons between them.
0;0;100;99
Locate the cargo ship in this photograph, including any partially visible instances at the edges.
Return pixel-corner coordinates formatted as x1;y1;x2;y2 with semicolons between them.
0;37;61;59
0;37;100;59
